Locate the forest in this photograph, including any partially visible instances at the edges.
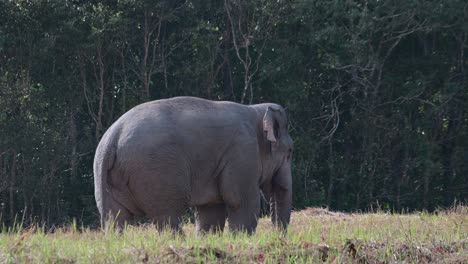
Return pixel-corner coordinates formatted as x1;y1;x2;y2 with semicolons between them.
0;0;467;227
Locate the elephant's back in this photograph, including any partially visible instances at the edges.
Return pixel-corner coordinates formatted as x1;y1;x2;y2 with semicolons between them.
115;96;255;165
116;97;253;142
124;96;252;119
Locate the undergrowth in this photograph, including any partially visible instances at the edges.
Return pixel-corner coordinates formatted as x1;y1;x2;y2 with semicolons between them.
0;206;466;263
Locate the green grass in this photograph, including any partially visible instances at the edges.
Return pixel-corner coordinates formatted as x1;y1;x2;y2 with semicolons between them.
1;206;467;263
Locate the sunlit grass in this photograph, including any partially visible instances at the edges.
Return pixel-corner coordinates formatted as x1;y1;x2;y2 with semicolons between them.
0;206;466;263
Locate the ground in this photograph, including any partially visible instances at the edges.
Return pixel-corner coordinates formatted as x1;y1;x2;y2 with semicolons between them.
1;206;467;263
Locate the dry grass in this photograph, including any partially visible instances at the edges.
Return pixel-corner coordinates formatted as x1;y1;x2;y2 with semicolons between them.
1;206;467;263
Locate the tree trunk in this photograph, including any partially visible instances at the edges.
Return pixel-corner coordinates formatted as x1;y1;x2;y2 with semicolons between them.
140;9;158;102
96;44;105;142
327;140;335;208
67;109;78;217
423;168;430;210
1;155;6;221
120;46;128;112
423;153;431;210
69;110;78;181
9;150;17;222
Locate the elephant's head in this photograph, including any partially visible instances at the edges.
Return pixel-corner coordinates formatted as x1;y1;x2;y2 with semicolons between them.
255;104;293;231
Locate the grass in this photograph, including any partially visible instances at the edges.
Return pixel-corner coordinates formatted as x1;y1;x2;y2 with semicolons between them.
1;206;467;263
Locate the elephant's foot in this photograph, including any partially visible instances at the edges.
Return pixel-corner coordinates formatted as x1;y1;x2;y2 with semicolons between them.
195;204;227;234
149;211;185;235
102;209;132;233
226;196;260;235
100;199;133;233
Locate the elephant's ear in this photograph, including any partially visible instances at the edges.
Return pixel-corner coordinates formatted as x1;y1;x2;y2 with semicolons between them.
263;107;279;142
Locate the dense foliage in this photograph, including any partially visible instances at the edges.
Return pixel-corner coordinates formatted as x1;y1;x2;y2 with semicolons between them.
0;0;466;226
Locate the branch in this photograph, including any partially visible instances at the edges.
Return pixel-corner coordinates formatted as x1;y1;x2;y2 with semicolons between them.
79;53;97;124
320;84;342;143
224;0;247;67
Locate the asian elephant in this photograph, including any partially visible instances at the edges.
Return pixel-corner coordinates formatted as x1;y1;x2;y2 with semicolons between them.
94;96;293;234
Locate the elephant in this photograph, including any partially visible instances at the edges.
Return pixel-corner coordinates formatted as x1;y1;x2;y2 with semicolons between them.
94;96;293;234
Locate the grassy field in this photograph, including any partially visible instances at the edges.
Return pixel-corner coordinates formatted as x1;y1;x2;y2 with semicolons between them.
1;206;466;263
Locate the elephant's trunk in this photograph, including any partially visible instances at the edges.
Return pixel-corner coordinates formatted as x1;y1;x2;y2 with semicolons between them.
270;164;292;231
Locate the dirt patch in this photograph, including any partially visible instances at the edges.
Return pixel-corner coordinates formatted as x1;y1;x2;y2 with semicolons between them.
296;207;354;221
342;238;468;264
155;238;468;263
156;240;330;263
156;245;234;263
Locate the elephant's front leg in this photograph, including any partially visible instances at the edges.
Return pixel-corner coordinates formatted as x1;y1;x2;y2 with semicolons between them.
220;150;262;234
195;204;227;234
226;190;261;235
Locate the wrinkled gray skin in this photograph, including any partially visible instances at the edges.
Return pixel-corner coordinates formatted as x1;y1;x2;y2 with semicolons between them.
94;96;293;234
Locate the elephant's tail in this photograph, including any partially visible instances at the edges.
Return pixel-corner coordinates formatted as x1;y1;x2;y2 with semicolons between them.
93;128;118;217
94;126;143;218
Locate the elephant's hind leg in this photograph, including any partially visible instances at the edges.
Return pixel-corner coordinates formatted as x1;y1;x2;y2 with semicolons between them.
146;199;188;234
195;204;227;234
101;195;133;232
